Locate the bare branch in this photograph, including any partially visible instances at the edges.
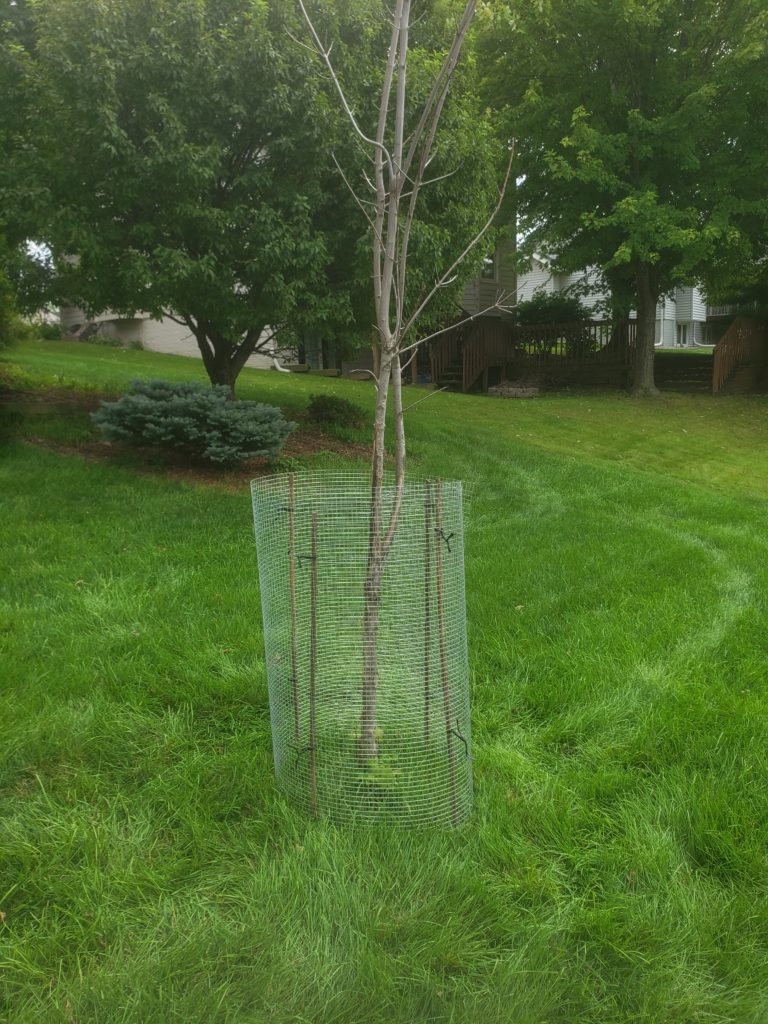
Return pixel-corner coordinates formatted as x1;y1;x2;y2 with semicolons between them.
395;1;476;327
401;0;476;182
399;163;462;199
297;0;395;180
402;386;449;412
361;168;378;193
399;140;516;342
398;294;516;354
372;0;407;333
331;154;382;242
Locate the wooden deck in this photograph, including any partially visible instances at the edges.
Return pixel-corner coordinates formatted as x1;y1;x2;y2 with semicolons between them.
430;314;768;394
430;317;635;393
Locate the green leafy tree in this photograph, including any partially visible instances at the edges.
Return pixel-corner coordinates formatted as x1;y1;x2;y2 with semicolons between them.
0;0;47;321
479;0;767;394
22;0;346;394
16;0;500;393
515;289;589;325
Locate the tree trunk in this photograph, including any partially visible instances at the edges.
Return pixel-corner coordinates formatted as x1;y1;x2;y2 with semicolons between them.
357;351;407;768
189;320;266;397
358;351;392;766
211;351;238;398
631;262;660;396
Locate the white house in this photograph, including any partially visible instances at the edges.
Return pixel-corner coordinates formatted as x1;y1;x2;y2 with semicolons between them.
58;305;279;369
461;251;711;348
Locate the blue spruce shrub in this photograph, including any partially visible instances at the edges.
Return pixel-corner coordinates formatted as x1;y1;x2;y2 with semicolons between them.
93;379;296;466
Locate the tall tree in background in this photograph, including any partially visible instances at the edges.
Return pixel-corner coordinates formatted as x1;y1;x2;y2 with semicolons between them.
13;0;500;392
479;0;767;394
24;0;338;393
0;0;45;327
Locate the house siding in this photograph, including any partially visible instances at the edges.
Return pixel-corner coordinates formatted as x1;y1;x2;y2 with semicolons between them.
675;286;707;323
460;238;517;317
558;269;606;315
516;258;555;303
139;320;277;370
59;306;278;370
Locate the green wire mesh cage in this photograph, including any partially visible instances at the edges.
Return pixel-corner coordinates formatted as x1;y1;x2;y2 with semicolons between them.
251;471;472;827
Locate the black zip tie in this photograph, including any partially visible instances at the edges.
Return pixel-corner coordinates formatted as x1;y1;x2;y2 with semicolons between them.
448;724;472;760
296;553;317;567
435;528;455;553
279;504;294;514
290;742;316;766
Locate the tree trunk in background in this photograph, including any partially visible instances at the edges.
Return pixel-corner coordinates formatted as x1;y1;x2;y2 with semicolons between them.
632;262;660;396
191;321;266;397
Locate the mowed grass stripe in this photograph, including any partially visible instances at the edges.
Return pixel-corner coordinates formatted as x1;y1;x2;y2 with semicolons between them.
1;343;768;1022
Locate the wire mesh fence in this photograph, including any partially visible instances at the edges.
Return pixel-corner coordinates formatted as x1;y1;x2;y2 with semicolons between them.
251;471;472;827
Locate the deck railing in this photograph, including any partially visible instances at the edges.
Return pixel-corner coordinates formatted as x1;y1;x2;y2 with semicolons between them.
712;316;768;394
510;320;635;362
430;318;636;392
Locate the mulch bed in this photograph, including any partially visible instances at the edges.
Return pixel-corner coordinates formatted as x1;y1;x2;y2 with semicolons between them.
3;386;372;491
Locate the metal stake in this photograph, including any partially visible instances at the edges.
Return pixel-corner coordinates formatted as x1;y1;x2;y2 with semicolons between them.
308;510;319;818
288;474;300;742
423;479;433;743
434;479;459;825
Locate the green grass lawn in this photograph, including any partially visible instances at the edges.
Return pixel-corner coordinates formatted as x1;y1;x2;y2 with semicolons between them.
2;339;768;1023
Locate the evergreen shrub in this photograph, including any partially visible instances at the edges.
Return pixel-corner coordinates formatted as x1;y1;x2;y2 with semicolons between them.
93;379;295;466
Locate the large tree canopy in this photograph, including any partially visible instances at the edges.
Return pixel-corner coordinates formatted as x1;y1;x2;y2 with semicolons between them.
10;0;500;392
478;0;768;393
0;0;46;321
24;0;338;391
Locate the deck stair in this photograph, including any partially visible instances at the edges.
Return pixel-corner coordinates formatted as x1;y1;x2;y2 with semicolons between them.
655;353;713;394
430;318;511;393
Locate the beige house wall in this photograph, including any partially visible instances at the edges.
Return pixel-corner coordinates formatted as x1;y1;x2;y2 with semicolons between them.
460;238;517;316
59;307;279;370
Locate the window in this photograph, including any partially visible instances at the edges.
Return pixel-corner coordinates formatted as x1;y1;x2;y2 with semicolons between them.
481;252;497;280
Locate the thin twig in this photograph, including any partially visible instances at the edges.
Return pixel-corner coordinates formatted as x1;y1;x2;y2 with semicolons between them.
402;386;448;412
398;294;516;354
296;0;395;181
399;141;516;341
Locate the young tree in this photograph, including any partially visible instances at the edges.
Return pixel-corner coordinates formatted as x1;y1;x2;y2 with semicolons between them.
478;0;767;394
301;0;511;765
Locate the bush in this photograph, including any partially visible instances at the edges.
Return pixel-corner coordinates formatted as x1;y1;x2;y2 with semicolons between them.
516;289;590;325
306;393;366;428
39;322;63;340
92;379;295;466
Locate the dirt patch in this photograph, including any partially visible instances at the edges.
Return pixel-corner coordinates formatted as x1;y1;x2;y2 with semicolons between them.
22;429;372;491
5;380;372;488
0;375;113;410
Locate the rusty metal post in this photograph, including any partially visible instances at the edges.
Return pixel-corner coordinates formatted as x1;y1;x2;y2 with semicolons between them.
434;478;459;825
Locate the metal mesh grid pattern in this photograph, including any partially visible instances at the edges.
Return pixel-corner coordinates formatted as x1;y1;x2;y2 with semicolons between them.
251;471;472;827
